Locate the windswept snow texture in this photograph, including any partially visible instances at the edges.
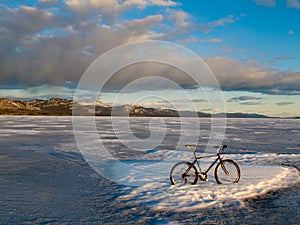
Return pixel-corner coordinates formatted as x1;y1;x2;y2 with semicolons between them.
0;116;299;224
119;156;300;211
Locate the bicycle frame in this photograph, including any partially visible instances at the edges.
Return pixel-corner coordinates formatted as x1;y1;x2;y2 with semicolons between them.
194;154;222;175
184;151;223;177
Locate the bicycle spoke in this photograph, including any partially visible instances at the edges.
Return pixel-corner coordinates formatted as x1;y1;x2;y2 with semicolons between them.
215;159;240;184
221;163;230;176
170;162;198;185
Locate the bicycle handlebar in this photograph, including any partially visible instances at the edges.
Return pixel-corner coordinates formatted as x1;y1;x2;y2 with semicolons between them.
185;144;228;153
215;144;227;153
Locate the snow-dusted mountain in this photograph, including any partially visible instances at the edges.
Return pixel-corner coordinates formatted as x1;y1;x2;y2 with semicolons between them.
0;97;275;118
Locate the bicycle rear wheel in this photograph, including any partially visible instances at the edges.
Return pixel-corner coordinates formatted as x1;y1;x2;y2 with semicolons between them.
215;159;240;184
170;161;198;185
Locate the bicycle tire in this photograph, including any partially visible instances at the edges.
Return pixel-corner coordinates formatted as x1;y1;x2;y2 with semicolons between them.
170;161;198;185
214;159;240;184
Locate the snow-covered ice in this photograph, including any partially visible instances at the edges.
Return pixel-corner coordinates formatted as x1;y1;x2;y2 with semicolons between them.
0;116;299;224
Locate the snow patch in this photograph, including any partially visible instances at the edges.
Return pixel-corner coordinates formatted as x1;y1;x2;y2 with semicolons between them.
118;153;300;211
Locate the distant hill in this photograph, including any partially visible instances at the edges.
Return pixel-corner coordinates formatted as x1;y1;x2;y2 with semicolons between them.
214;112;269;118
0;98;73;116
0;97;273;118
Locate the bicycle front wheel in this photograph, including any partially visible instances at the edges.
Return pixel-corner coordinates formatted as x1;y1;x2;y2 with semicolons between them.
170;161;198;185
215;159;240;184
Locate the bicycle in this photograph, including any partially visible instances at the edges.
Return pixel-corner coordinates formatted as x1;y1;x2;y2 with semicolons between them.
170;144;240;185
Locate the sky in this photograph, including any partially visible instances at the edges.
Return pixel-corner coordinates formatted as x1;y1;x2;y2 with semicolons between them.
0;0;299;117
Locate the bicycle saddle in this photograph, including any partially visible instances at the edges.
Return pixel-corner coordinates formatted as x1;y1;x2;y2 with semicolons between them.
214;144;227;149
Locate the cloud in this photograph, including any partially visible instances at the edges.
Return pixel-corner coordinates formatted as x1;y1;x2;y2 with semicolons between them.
124;14;163;30
192;99;208;103
164;13;242;43
276;101;294;106
0;2;299;97
157;98;207;104
223;46;234;53
275;56;294;60
240;101;262;105
288;30;294;35
229;96;263;102
99;55;300;96
64;0;179;18
199;15;237;33
254;0;276;7
205;57;300;95
201;38;223;43
102;61;198;92
287;0;300;9
150;0;179;7
271;55;295;62
0;84;75;100
143;98;208;110
176;37;198;44
168;10;191;27
167;13;241;36
3;2;218;90
0;2;172;87
0;2;243;93
228;96;263;106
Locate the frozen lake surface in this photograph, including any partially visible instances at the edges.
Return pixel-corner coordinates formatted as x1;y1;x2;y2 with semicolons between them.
0;116;299;224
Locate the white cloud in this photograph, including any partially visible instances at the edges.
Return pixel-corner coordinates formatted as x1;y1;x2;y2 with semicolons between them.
124;14;163;29
65;0;179;15
287;0;300;9
254;0;276;7
170;10;191;27
150;0;179;6
66;0;118;9
271;55;294;62
124;0;179;8
176;37;198;44
223;46;234;53
201;38;223;43
199;15;237;33
288;30;294;35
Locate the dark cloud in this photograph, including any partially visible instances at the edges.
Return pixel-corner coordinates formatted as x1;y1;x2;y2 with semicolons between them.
228;96;262;106
157;98;207;104
0;2;169;87
276;101;294;106
103;62;198;92
192;99;208;103
205;57;300;95
0;1;299;97
229;96;263;102
240;101;262;106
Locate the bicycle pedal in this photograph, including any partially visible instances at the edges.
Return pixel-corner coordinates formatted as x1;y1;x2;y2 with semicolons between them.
199;174;208;181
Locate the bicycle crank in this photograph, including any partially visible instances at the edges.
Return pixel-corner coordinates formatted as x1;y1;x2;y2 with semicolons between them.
199;172;208;182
